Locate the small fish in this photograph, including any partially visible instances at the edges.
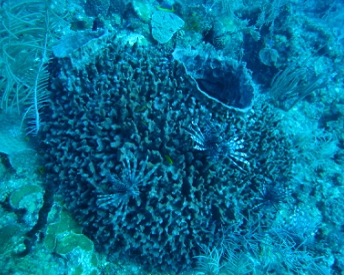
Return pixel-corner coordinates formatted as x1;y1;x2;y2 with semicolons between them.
70;21;89;31
37;166;46;174
135;104;148;112
157;3;175;13
164;155;173;165
140;121;148;129
92;18;100;31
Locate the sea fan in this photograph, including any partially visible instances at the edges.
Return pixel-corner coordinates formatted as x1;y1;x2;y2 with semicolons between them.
0;0;62;135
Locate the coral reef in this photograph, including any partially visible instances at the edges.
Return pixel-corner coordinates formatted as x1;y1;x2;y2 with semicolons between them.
1;0;343;274
41;31;293;271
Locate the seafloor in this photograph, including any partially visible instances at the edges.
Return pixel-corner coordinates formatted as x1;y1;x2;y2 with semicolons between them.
0;0;344;274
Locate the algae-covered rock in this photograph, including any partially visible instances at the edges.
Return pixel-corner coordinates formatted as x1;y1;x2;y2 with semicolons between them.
10;185;42;208
55;232;94;255
151;10;184;43
9;149;40;176
0;224;22;254
44;209;98;274
0;113;39;174
44;209;92;255
9;184;43;227
132;0;154;22
122;33;149;47
44;210;82;252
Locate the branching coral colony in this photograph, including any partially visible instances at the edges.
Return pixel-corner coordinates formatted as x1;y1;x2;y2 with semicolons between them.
43;33;295;271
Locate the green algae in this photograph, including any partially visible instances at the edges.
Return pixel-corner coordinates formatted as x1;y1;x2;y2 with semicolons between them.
44;210;83;252
0;224;21;254
55;232;93;255
9;185;42;208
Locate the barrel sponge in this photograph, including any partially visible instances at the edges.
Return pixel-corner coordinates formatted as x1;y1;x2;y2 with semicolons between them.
173;47;256;111
42;32;293;271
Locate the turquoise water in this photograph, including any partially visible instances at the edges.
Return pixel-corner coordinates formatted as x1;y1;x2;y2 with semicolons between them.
0;0;343;274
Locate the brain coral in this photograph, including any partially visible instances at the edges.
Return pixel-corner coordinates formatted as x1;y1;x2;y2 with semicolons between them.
42;32;293;271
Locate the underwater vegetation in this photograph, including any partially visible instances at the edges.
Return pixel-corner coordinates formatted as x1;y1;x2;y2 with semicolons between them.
0;0;343;274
